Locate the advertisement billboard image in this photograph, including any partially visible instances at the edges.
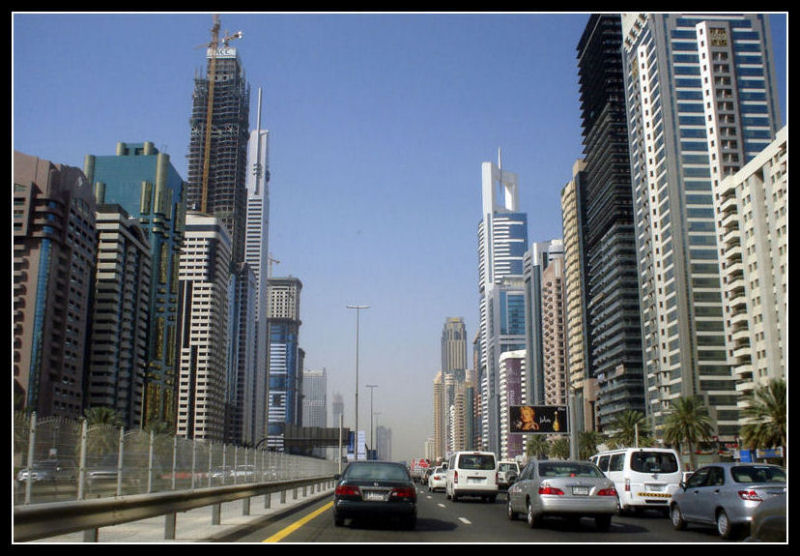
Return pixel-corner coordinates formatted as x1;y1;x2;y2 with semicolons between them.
509;405;568;434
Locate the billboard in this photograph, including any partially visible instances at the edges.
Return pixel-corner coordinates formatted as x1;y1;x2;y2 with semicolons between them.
509;405;568;434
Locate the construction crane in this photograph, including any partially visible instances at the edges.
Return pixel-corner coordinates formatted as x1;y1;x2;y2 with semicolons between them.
268;254;280;278
200;14;243;214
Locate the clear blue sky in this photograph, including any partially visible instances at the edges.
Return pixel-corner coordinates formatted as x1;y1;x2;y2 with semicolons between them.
13;12;787;463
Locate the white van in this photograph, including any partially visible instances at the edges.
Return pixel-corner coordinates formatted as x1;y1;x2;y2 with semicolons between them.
590;447;682;515
445;451;498;503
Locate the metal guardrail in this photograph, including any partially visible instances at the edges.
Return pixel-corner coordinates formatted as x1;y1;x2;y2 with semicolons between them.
14;475;335;542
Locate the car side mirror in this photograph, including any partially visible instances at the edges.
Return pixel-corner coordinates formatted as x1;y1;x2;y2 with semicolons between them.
679;481;686;490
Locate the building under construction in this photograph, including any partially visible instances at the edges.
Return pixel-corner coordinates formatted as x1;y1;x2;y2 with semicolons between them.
187;40;250;264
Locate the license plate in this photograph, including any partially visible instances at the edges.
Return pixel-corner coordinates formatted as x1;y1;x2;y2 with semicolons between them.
646;484;665;492
468;477;485;484
572;487;589;496
364;491;386;501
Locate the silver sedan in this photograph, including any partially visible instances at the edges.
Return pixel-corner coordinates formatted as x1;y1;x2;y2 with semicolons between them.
507;460;618;531
669;462;786;539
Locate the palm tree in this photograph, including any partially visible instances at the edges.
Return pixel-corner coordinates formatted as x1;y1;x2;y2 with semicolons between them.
739;378;786;464
607;410;655;448
525;435;549;460
550;437;570;460
83;407;124;427
83;407;124;457
578;430;604;460
662;396;714;470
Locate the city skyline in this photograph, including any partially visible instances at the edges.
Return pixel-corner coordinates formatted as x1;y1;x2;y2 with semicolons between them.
12;12;787;463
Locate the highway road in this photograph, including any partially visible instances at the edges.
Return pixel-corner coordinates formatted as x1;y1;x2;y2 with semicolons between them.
223;486;741;543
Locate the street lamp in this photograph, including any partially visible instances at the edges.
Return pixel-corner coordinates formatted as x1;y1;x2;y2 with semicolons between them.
366;384;378;459
346;304;369;452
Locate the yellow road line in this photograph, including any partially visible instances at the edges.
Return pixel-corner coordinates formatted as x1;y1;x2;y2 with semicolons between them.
263;501;334;542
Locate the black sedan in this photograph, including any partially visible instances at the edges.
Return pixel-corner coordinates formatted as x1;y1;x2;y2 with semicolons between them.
333;461;417;529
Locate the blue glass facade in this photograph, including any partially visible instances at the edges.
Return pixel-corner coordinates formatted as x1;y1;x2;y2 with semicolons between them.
84;142;185;431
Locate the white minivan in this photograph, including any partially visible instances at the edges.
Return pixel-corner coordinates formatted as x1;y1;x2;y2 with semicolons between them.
445;451;498;503
590;447;682;515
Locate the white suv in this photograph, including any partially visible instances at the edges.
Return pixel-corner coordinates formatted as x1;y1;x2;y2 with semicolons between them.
497;460;520;490
445;451;498;503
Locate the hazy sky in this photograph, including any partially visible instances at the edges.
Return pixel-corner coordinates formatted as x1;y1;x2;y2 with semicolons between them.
13;12;787;463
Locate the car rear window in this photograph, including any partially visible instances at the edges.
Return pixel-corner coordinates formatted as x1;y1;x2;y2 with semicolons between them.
458;454;495;470
630;451;679;473
538;462;604;478
344;463;410;481
731;465;786;484
499;463;517;472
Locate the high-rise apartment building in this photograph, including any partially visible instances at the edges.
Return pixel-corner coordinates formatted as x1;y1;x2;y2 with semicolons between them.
87;202;152;429
177;213;232;441
243;87;271;445
13;152;96;419
83;141;186;431
266;276;303;450
574;14;646;432
714;126;787;410
523;239;564;406
541;255;568;406
375;425;391;461
477;152;528;455
187;39;250;265
560;160;599;432
498;350;526;459
432;371;445;460
621;13;781;440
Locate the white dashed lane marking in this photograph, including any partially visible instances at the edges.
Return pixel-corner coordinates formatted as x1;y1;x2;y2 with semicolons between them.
458;517;471;525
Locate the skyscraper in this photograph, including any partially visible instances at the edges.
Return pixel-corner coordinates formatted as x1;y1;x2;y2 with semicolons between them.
266;276;303;450
574;14;646;432
714;127;787;412
13;152;96;419
186;25;250;265
441;317;468;372
88;202;152;429
244;88;271;446
523;239;564;406
177;213;232;441
477;151;528;455
83;141;186;431
561;160;599;432
621;13;781;441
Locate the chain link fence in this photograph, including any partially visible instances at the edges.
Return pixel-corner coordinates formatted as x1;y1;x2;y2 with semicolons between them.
13;413;338;506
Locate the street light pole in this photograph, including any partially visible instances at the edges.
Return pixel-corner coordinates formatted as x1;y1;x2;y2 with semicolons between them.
366;384;378;459
346;304;369;456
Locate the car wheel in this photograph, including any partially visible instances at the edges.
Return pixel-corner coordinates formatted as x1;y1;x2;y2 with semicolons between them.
595;514;612;532
526;501;542;528
334;512;344;527
716;508;736;539
670;504;687;530
488;495;496;503
507;498;518;520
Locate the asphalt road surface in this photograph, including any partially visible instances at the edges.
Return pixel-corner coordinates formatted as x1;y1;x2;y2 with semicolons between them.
224;486;743;543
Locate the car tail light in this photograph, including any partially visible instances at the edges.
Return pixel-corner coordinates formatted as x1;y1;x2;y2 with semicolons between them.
335;484;361;497
391;487;416;500
453;471;458;484
625;479;630;492
596;487;618;496
738;490;763;502
495;472;499;485
538;486;565;495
